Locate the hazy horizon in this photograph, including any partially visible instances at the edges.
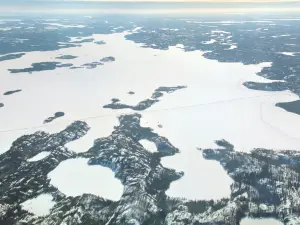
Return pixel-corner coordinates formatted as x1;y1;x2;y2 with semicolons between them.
1;0;300;14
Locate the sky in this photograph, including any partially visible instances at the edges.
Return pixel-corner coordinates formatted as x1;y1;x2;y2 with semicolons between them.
1;0;300;14
68;0;300;1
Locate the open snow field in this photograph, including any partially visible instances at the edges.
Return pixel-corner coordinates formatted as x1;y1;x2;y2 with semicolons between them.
48;158;123;201
1;31;300;201
240;217;283;225
20;194;55;217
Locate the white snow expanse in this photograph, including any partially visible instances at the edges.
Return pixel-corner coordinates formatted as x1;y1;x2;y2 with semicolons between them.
278;52;298;56
228;44;237;50
240;217;283;225
48;158;123;201
139;139;157;152
202;39;216;44
1;31;300;201
20;194;55;217
27;151;51;162
43;23;86;28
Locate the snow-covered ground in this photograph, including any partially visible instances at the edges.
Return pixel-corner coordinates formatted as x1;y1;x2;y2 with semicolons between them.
48;157;123;201
27;151;51;162
1;31;300;200
240;217;283;225
20;194;55;217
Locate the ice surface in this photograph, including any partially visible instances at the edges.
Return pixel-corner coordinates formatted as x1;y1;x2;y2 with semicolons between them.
48;158;123;201
228;44;237;50
202;39;216;44
20;194;55;217
1;32;300;201
278;52;297;56
42;23;86;28
27;151;51;162
162;149;233;200
240;217;283;225
139;139;157;152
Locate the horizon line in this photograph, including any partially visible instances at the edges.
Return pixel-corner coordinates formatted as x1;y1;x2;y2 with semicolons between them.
66;0;300;2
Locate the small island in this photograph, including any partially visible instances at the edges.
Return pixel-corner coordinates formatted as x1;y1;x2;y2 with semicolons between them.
81;61;103;69
95;41;106;45
55;55;78;60
44;112;65;124
100;56;115;62
8;62;73;73
0;53;25;62
3;89;22;95
104;99;159;111
103;85;187;111
111;98;120;103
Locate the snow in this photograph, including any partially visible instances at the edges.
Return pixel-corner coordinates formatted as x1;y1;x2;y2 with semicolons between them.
0;28;12;31
1;32;300;201
272;34;291;38
132;27;142;32
278;52;297;56
203;20;271;24
160;28;179;31
48;158;123;201
20;194;55;217
27;151;51;162
240;217;283;225
202;39;216;44
162;149;233;200
42;19;60;22
139;139;157;152
42;23;86;28
211;30;230;34
227;45;237;50
176;44;184;49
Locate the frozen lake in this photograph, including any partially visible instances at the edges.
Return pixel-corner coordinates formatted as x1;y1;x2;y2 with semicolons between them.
1;31;300;200
20;194;55;217
240;217;283;225
48;157;123;201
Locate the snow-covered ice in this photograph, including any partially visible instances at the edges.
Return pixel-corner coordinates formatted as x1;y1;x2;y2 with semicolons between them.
20;194;55;217
0;27;12;31
42;23;86;28
278;52;297;56
240;217;283;225
48;158;123;201
132;26;142;32
211;30;230;34
27;151;51;162
162;148;233;200
139;139;157;152
227;44;237;50
1;32;300;201
176;44;185;49
202;39;216;44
